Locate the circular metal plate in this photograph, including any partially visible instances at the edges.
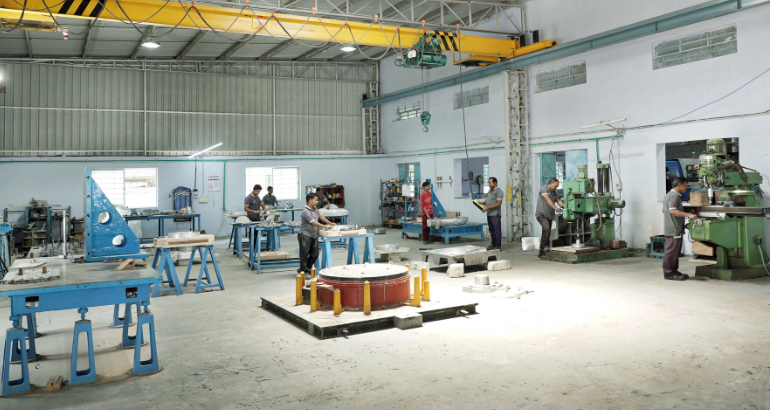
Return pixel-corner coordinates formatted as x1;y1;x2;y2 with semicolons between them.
318;263;409;282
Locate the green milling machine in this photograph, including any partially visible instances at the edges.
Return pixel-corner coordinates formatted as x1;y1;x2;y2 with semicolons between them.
547;161;632;264
684;138;770;280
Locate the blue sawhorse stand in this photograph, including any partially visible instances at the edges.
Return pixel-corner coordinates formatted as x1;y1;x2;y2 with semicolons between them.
151;248;183;297
70;308;98;386
315;233;375;271
183;245;225;293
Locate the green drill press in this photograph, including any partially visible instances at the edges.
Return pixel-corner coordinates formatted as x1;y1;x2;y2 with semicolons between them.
684;138;770;280
548;162;631;264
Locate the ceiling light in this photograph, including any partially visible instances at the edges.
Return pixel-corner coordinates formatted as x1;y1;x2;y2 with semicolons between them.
340;46;356;52
189;143;223;159
141;41;160;49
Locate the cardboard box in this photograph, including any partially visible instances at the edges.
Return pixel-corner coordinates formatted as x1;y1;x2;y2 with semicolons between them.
689;192;709;206
388;219;398;225
446;211;461;217
692;241;714;256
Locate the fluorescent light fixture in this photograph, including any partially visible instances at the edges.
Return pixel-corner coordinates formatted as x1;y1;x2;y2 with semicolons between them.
340;46;356;52
188;142;223;159
141;41;160;49
581;118;626;129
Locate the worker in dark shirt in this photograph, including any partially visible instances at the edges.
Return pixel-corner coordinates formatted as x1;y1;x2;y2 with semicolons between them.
315;187;330;209
536;178;564;259
263;186;279;207
244;184;267;221
298;193;335;278
662;177;699;281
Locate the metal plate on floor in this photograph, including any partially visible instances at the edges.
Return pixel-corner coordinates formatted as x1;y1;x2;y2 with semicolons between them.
421;245;500;266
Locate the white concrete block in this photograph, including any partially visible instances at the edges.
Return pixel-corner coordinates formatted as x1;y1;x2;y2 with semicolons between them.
393;312;423;330
447;263;465;278
411;261;430;271
487;260;511;271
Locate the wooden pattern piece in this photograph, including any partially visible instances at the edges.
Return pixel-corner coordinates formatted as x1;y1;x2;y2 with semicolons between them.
550;245;600;254
46;375;64;392
154;234;216;248
115;259;136;271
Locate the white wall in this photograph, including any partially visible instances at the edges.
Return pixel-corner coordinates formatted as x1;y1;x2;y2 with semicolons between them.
525;0;706;44
526;3;770;253
0;156;381;237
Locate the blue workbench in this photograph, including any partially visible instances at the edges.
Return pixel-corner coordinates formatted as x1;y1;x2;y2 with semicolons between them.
401;222;486;245
0;259;162;396
124;213;201;243
314;232;375;270
247;225;300;274
274;208;303;234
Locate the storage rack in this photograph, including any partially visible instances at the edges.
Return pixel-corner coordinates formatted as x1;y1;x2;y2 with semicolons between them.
4;203;72;255
305;185;345;209
379;179;418;228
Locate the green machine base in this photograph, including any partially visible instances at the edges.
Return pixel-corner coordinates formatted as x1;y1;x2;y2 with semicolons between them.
546;248;632;264
694;264;769;281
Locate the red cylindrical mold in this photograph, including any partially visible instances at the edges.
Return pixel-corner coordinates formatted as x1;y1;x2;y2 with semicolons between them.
317;273;411;311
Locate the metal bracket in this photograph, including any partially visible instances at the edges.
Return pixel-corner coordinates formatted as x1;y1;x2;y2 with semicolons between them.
84;167;149;262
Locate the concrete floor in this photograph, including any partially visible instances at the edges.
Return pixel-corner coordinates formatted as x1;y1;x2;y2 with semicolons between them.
3;228;770;409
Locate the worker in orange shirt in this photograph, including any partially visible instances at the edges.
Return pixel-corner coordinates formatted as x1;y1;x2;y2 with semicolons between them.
420;182;434;245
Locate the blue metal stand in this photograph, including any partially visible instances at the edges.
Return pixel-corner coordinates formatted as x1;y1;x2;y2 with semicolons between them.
152;248;183;297
183;245;225;293
111;303;136;328
70;309;98;386
1;325;30;396
317;233;375;270
248;226;300;274
401;222;485;244
131;311;161;375
328;215;349;249
10;313;38;364
120;303;141;348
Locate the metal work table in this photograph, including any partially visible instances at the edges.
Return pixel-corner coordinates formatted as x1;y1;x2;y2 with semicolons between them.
402;222;486;245
315;233;375;271
124;213;201;243
247;225;300;274
421;245;500;267
230;222;275;259
0;258;162;396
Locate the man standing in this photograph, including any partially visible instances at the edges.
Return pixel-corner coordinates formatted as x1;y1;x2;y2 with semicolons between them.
420;182;434;245
263;186;279;207
298;193;336;278
662;177;698;281
244;184;267;222
315;187;330;209
479;177;504;251
536;178;564;259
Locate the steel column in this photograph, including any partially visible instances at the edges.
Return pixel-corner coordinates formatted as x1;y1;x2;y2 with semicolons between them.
503;69;530;242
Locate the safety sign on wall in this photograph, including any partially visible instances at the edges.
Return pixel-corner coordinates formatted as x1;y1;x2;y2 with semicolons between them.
207;175;221;192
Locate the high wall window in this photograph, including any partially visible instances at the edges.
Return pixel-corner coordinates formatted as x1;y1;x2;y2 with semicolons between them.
396;102;421;121
93;168;158;208
654;25;737;70
536;62;587;93
454;85;489;109
245;167;300;201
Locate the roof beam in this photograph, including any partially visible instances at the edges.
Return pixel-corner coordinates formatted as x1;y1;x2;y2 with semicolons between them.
257;39;294;61
24;31;32;58
81;27;95;58
129;26;154;60
217;35;253;60
293;43;336;61
175;31;206;60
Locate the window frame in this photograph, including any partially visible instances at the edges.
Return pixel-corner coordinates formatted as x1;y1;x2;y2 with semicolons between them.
536;62;587;93
653;24;737;70
245;166;300;201
92;168;159;208
454;84;490;110
396;101;422;121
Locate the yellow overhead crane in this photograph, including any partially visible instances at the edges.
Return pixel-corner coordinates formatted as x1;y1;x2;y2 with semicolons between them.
0;0;557;67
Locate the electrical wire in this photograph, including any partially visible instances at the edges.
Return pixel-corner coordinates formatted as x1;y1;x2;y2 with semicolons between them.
758;244;770;275
1;0;27;33
456;27;473;198
633;65;770;131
